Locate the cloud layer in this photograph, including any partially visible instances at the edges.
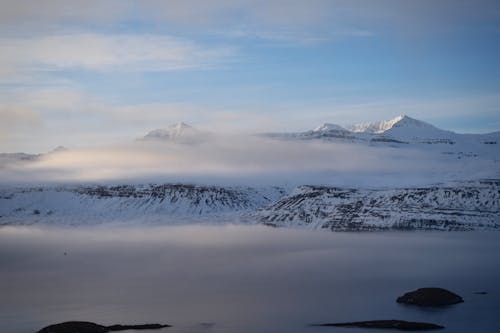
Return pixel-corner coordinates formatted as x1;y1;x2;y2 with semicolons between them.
0;33;233;77
1;134;497;187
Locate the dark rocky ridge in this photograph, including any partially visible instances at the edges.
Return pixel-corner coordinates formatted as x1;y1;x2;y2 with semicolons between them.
37;321;170;333
397;288;464;306
312;320;444;331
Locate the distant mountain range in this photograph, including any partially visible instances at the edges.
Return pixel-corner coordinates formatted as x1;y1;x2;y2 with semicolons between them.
263;114;500;147
1;115;499;231
2;115;499;159
1;180;498;231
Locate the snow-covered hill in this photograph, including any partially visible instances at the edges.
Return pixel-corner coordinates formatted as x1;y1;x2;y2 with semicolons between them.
254;180;500;231
1;180;498;231
0;184;287;226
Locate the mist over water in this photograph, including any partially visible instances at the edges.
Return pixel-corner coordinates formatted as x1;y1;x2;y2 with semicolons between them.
1;225;499;333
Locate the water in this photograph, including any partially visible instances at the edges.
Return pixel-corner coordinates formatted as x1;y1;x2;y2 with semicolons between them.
0;225;499;333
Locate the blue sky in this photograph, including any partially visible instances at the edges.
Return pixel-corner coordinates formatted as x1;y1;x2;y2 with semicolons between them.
1;0;500;152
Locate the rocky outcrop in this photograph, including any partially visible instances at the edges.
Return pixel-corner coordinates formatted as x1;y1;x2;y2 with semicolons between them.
313;320;444;331
255;180;500;231
397;288;464;306
37;321;170;333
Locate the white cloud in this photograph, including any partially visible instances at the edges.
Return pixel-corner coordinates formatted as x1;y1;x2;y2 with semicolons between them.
1;134;497;187
2;85;500;152
0;33;234;79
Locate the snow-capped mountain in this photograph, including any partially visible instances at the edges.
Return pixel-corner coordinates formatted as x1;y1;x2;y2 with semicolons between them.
140;122;208;144
264;122;356;140
263;115;500;157
313;123;348;132
347;114;438;134
371;115;456;143
1;180;498;231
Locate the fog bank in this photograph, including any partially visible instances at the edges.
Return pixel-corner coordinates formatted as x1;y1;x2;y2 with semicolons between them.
1;135;496;187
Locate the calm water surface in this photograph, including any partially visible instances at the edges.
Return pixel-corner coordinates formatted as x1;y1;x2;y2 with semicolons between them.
0;225;499;333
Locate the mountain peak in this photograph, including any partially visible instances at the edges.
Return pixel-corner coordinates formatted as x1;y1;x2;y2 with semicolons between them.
391;115;435;128
313;123;347;132
348;115;435;134
171;121;192;130
141;122;206;144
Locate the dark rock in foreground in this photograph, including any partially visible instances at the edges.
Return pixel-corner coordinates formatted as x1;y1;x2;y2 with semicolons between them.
397;287;464;306
37;321;171;333
313;320;444;331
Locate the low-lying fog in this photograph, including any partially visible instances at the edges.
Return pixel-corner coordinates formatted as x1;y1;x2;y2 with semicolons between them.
1;225;499;333
1;135;498;187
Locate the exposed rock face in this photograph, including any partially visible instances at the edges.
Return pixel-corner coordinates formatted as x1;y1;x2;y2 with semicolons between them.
397;288;464;306
37;321;170;333
255;180;500;231
313;320;444;331
37;322;107;333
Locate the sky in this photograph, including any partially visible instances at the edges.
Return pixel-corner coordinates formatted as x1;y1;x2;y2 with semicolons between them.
1;0;500;153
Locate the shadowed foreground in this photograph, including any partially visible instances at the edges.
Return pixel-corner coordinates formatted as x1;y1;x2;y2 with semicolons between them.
37;321;171;333
397;288;464;306
312;320;444;331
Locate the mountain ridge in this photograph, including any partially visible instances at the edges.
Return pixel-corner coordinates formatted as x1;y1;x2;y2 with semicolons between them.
0;180;498;231
347;115;438;134
262;115;500;155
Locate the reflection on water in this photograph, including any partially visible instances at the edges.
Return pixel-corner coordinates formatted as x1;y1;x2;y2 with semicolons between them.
1;225;499;333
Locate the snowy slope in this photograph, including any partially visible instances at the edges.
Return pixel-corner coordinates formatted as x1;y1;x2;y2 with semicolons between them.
377;115;457;144
0;184;287;226
346;114;448;136
1;180;498;231
253;179;500;231
348;114;410;133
